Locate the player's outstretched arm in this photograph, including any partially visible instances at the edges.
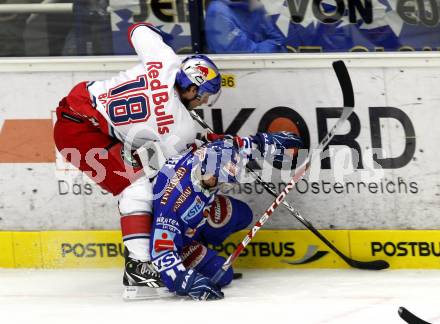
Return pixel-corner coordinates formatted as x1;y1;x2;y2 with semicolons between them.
247;131;303;161
212;131;302;162
127;23;177;65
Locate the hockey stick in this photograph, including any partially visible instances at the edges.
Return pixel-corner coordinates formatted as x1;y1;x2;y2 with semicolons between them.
191;61;388;271
209;61;390;284
398;307;432;324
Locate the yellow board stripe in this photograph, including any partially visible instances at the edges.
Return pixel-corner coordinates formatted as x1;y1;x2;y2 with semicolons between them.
1;230;440;269
41;231;124;268
349;230;440;268
13;232;43;268
0;232;14;267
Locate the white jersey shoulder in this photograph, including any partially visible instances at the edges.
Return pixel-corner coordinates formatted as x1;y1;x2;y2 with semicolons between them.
87;24;197;157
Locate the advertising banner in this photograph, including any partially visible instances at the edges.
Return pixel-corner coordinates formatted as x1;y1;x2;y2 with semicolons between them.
350;230;440;268
109;0;192;54
266;0;440;52
0;62;438;231
109;0;440;53
211;230;350;268
42;231;124;268
201;66;437;230
2;230;440;269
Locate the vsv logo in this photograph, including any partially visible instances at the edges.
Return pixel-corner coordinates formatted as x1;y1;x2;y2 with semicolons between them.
153;251;180;272
182;196;204;224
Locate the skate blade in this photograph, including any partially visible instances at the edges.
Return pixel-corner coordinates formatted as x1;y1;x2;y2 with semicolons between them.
122;286;173;300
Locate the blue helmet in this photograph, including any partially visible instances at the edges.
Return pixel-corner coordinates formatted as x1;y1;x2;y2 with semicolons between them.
175;54;222;105
194;140;241;184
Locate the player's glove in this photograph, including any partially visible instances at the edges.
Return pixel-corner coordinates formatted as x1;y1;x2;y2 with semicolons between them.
202;133;245;147
203;133;230;142
174;269;224;301
251;132;303;162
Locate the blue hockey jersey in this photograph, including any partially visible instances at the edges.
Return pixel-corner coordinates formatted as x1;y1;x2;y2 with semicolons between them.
150;133;303;291
150;148;219;290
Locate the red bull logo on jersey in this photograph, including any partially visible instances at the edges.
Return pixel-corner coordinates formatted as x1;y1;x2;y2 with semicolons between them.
146;61;175;135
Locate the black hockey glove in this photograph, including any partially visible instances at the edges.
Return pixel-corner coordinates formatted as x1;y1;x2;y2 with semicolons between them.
174;269;224;301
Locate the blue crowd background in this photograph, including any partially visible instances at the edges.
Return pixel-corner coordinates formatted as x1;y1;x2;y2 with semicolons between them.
2;0;440;56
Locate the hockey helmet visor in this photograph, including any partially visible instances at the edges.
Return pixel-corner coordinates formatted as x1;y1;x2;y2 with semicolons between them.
197;88;222;107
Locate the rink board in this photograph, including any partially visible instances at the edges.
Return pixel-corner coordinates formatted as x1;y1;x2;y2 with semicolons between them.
1;54;440;232
1;230;440;269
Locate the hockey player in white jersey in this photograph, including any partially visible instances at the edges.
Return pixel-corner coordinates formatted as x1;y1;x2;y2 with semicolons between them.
53;23;222;299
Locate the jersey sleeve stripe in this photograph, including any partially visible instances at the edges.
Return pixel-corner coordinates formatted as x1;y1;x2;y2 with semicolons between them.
121;214;153;237
122;234;150;242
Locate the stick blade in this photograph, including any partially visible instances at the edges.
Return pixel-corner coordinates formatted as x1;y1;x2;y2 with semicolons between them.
398;306;431;324
347;259;389;270
332;60;355;108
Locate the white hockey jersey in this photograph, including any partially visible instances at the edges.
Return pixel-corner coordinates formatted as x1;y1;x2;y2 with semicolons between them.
87;23;197;165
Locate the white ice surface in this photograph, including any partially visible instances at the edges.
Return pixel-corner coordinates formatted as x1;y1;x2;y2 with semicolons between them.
0;269;439;324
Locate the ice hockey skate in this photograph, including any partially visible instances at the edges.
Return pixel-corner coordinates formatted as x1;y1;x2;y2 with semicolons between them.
122;251;171;300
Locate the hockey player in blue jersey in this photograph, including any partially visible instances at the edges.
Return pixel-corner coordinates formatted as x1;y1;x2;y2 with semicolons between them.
150;132;302;300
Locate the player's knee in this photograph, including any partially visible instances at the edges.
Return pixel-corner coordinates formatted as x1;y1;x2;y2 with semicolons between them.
118;178;153;215
231;199;253;231
181;241;209;269
205;195;233;229
183;243;233;287
207;195;253;232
